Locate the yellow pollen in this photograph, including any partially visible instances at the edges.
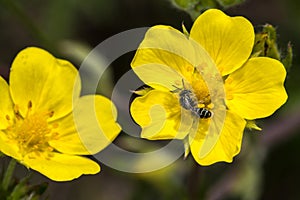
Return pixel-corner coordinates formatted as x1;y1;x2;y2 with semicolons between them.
198;103;205;108
52;123;59;129
180;65;217;109
185;65;195;73
191;77;211;107
6;102;59;158
207;103;214;109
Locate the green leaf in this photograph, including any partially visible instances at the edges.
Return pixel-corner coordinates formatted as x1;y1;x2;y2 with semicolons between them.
217;0;245;8
170;0;245;20
252;24;293;71
281;42;293;71
8;175;48;200
171;0;217;20
252;24;280;59
8;175;30;200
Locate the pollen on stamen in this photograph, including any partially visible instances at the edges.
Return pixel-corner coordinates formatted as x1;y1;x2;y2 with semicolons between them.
46;146;54;152
14;105;22;119
52;123;59;129
51;132;60;140
225;77;233;84
207;103;214;109
27;154;37;159
46;151;55;159
28;101;32;109
9;110;61;158
198;103;205;108
185;65;194;73
48;111;54;118
6;115;10;121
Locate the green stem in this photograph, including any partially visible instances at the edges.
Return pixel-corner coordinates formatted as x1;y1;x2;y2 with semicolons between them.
2;159;17;191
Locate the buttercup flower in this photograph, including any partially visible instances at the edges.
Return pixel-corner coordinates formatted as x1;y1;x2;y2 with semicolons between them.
0;47;121;181
130;9;287;165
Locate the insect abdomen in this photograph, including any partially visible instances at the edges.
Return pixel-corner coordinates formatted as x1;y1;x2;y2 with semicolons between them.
193;107;212;118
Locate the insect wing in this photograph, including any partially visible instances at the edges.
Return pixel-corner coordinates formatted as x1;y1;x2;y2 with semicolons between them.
177;107;194;138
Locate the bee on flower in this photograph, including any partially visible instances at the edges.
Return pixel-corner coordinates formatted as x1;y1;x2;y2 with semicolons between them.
130;9;287;165
173;79;212;119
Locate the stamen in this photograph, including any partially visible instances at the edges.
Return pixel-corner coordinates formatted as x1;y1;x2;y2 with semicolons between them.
14;105;19;113
14;105;22;120
28;101;32;109
51;132;59;140
207;103;214;109
197;103;205;108
225;77;233;84
185;65;194;73
6;109;59;158
52;123;59;129
48;111;54;118
6;115;10;121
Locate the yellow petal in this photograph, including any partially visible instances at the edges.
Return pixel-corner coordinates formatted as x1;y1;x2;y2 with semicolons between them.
130;90;193;140
9;47;81;120
48;113;90;155
225;57;288;119
132;25;215;90
190;9;255;75
49;95;121;155
23;152;100;181
0;131;21;160
190;111;246;165
0;77;14;129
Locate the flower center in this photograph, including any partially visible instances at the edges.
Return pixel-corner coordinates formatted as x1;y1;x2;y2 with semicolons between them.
189;69;212;109
5;101;59;158
191;78;211;106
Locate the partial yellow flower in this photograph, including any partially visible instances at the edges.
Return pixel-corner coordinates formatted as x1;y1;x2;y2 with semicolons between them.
0;47;121;181
130;9;287;165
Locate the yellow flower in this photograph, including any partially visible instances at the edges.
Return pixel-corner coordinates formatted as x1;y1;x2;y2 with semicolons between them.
130;9;287;165
0;47;121;181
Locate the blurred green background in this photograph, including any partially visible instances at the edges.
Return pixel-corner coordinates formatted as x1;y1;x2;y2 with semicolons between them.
0;0;299;199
